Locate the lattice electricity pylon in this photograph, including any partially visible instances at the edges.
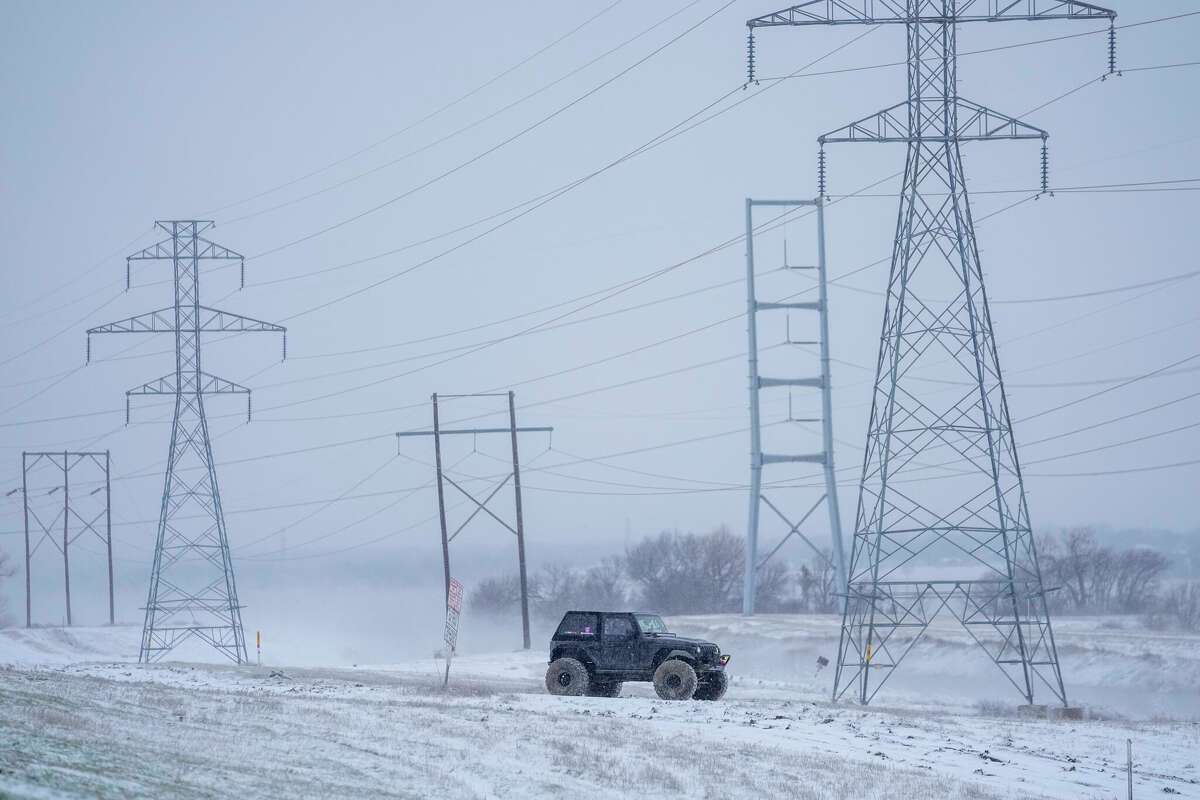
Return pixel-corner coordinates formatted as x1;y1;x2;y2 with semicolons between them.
87;220;285;664
742;198;846;616
747;0;1118;707
395;391;551;650
12;451;113;627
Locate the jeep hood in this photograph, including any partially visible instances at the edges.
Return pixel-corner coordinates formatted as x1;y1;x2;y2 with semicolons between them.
649;635;717;648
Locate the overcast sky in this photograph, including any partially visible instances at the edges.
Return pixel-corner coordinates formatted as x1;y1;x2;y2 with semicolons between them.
2;1;1198;638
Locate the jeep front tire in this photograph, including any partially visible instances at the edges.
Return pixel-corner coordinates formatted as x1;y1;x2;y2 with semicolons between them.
652;659;697;700
693;670;728;701
545;657;590;696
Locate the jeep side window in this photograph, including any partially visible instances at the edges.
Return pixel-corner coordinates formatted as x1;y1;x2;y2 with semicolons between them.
602;615;635;640
556;612;598;637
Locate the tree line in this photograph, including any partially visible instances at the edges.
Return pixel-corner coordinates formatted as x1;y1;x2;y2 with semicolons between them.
469;525;1200;632
471;525;838;620
1038;527;1199;630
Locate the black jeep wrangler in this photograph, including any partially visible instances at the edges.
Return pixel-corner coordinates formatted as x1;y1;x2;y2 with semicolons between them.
545;611;730;701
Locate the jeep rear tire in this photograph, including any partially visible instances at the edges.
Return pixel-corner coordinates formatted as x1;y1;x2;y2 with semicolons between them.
545;657;590;696
586;680;623;698
652;659;697;700
693;670;728;701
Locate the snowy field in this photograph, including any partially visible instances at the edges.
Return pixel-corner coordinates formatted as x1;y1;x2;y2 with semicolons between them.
1;616;1198;799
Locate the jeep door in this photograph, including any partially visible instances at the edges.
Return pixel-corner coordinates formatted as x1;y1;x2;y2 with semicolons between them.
599;614;640;671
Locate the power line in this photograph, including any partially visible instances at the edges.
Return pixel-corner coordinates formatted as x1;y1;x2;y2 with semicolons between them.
0;229;152;328
1022;389;1200;450
1020;352;1200;424
2;172;1189;436
1028;457;1200;478
3;14;1191;375
201;0;629;218
219;1;691;227
1023;419;1200;467
247;0;738;262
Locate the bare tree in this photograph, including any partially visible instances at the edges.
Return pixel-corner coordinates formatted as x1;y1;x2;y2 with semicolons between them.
625;530;692;613
793;550;838;613
1059;528;1098;610
623;526;794;614
574;556;627;611
473;560;631;622
1157;582;1200;632
531;563;575;620
626;528;751;614
468;574;522;616
1037;528;1169;614
753;560;791;613
1111;549;1169;612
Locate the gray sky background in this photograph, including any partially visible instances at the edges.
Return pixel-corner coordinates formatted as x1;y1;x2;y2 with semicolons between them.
2;1;1198;642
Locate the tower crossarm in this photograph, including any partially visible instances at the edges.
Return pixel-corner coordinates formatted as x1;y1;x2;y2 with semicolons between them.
819;98;1047;144
126;372;252;422
88;307;282;335
127;224;247;289
127;372;250;397
747;0;1114;27
128;233;243;263
196;307;286;335
87;308;285;362
87;308;176;336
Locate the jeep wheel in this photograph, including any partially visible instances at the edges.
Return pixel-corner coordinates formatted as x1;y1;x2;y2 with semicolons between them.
693;670;728;701
652;659;697;700
545;657;590;696
586;680;623;698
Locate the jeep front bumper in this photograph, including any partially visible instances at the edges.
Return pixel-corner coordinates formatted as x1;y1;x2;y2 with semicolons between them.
701;654;731;670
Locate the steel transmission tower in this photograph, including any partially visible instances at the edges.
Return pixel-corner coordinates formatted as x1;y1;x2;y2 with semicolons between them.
742;199;846;616
747;1;1117;706
87;221;285;663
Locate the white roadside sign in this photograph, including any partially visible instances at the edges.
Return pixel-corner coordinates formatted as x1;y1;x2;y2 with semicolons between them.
443;577;464;686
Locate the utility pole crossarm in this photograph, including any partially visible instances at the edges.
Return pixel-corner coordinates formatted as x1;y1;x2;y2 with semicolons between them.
747;0;1113;27
395;426;553;438
819;98;1047;144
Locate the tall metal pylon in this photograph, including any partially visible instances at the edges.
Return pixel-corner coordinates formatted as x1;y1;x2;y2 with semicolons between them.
742;199;846;616
747;1;1117;706
87;220;285;663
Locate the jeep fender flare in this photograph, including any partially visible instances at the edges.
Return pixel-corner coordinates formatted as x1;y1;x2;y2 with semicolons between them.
652;648;698;671
550;646;596;674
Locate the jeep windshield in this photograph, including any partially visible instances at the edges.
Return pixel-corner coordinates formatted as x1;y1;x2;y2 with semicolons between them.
634;614;670;635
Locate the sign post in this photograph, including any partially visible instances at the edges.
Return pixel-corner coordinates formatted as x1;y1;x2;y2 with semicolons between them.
443;578;464;687
256;630;261;666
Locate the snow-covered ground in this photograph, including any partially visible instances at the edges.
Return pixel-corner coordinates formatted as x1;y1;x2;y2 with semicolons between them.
1;616;1198;799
